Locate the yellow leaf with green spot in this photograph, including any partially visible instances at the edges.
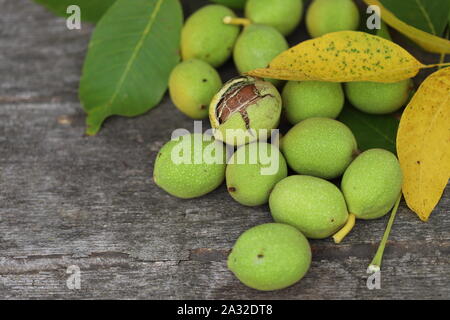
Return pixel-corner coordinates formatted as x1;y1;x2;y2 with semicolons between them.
247;31;426;83
397;67;450;222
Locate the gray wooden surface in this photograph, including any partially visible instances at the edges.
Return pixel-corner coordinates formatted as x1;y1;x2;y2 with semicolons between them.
0;0;449;300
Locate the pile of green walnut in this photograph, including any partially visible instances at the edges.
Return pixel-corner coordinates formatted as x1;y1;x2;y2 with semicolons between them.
155;0;410;291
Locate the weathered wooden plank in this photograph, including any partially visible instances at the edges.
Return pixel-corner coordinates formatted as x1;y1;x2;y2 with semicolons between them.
0;100;448;299
0;0;449;299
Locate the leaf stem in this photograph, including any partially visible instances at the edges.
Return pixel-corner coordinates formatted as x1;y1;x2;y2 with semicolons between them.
368;193;402;271
223;16;251;27
333;213;356;244
438;29;449;69
424;62;450;69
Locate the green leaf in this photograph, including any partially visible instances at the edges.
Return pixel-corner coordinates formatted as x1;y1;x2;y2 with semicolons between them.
79;0;183;135
338;105;399;154
34;0;117;23
380;0;450;36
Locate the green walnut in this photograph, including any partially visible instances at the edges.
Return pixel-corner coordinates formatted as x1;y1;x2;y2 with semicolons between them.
153;133;226;199
345;80;413;114
234;24;288;86
282;81;345;124
306;0;360;38
269;175;349;239
226;142;288;206
341;149;403;220
245;0;303;36
209;76;282;146
210;0;247;9
228;223;311;291
181;5;240;68
281;118;357;179
169;59;222;119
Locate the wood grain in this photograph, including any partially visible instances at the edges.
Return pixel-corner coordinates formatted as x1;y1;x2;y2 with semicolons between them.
0;0;448;299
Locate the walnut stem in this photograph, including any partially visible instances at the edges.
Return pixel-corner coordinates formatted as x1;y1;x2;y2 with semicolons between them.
223;16;251;27
333;213;356;244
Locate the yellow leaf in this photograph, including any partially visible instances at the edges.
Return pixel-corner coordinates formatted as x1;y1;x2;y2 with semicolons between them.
364;0;450;54
397;67;450;222
247;31;426;83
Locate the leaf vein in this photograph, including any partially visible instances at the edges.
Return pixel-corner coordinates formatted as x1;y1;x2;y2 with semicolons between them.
414;0;437;35
104;0;164;111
